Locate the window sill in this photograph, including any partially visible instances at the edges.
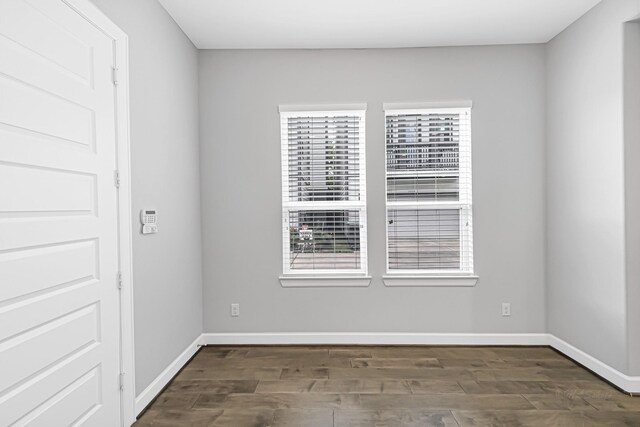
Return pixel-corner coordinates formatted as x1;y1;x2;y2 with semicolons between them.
383;275;479;287
279;275;372;288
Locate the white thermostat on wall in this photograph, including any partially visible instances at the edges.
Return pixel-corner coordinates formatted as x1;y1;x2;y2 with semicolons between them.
140;209;158;234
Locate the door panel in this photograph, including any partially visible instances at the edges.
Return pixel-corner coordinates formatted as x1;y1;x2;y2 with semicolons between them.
0;163;97;214
0;0;121;425
0;77;96;147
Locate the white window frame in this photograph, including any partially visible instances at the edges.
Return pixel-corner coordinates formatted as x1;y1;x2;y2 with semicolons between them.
383;105;474;277
280;105;368;277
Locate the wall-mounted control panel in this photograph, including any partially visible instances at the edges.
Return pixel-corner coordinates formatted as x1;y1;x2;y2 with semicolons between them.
141;209;158;234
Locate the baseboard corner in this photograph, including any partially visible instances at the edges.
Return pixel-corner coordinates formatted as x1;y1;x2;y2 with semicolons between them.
547;334;640;394
134;334;203;417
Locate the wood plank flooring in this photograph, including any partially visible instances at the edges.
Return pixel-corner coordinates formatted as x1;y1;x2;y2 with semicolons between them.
134;346;640;426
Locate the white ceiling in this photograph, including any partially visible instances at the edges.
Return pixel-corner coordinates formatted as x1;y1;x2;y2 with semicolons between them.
158;0;601;50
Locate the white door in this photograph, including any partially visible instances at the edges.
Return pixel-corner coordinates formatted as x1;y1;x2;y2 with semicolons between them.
0;0;122;425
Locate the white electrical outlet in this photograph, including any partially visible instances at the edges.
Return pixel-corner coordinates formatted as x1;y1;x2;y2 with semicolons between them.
502;302;511;317
231;303;240;317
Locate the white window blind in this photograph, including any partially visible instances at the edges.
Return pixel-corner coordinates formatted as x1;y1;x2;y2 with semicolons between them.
281;108;367;275
384;107;473;274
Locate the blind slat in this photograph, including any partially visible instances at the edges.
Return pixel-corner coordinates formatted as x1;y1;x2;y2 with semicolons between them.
285;114;363;203
281;110;367;275
385;108;473;273
287;209;362;271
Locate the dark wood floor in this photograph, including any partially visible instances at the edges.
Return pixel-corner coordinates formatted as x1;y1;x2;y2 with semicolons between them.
135;346;640;426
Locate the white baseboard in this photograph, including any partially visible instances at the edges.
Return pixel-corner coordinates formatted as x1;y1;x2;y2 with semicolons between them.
135;335;203;416
547;335;640;394
133;331;639;416
200;332;549;346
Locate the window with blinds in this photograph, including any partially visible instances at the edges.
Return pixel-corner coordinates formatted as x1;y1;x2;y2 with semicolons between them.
280;107;367;275
385;107;473;274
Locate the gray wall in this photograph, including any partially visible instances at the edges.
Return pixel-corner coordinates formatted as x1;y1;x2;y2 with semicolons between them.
90;0;203;394
624;20;640;376
199;46;546;334
89;0;640;390
546;0;640;374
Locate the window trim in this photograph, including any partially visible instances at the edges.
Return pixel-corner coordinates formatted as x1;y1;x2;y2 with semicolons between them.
382;100;473;111
280;106;368;278
382;275;479;287
383;105;474;278
279;275;372;288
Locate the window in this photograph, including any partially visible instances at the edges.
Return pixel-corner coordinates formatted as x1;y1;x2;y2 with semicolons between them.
384;106;473;275
280;106;367;276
